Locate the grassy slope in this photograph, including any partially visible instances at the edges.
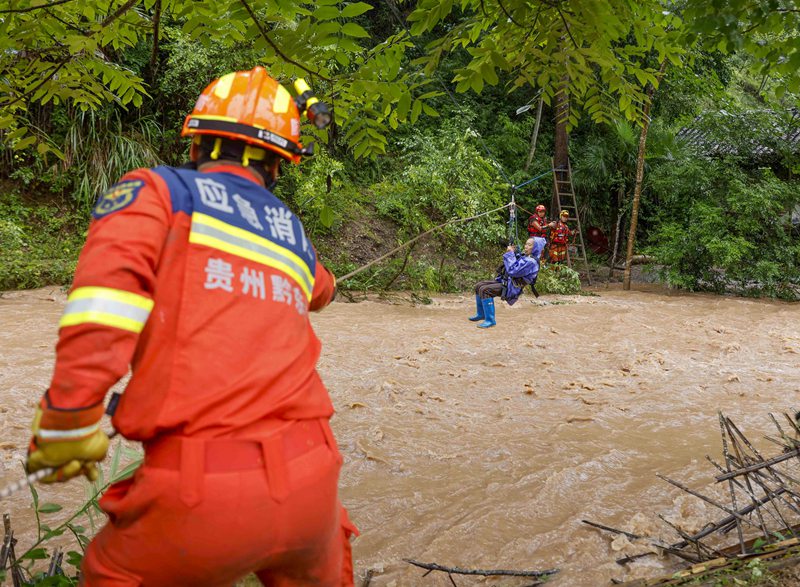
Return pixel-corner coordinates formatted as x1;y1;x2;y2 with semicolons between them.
0;181;87;291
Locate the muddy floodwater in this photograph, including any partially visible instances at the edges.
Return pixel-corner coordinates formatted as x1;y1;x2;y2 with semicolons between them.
1;286;799;585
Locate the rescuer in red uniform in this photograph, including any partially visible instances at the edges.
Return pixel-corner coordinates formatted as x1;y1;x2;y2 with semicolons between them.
527;204;548;260
548;210;572;264
527;204;548;239
25;67;357;586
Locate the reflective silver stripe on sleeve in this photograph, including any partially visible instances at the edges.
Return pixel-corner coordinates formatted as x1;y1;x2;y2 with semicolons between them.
62;297;152;323
37;421;101;441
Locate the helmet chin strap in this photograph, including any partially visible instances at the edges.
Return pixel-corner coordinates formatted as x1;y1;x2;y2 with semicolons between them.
248;161;279;191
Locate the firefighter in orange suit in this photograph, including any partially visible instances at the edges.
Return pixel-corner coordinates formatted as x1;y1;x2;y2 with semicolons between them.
25;67;358;586
548;210;572;264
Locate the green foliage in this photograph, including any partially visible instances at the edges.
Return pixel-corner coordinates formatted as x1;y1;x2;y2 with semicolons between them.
536;265;582;295
60;110;164;210
372;122;506;247
0;188;87;290
652;50;733;124
6;440;143;586
0;0;150;157
684;1;800;99
646;160;800;299
571;117;689;231
0;0;797;302
277;151;353;234
0;0;442;161
408;0;685;127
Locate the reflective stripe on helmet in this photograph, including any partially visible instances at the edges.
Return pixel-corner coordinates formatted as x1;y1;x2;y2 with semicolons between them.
184;116;303;155
213;73;236;99
273;85;291;114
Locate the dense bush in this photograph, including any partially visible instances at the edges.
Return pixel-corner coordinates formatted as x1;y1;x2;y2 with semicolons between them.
536;265;582;295
372;123;507;249
0;188;86;290
646;159;800;299
0;10;797;298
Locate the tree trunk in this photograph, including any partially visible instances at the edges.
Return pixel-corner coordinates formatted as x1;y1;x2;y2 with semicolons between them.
553;83;569;171
609;207;624;279
523;97;544;172
623;60;668;291
145;0;162;88
552;78;570;214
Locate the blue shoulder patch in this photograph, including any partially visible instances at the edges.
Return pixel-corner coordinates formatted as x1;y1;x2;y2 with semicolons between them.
92;180;144;219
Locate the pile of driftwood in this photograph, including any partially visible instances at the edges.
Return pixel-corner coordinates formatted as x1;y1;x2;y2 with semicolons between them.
1;513;65;586
585;411;800;585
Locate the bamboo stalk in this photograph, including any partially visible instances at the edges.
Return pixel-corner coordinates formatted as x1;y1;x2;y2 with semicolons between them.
723;419;771;542
715;449;800;482
719;412;746;553
581;520;642;541
403;559;558;578
657;474;762;531
708;456;797;536
657;514;724;560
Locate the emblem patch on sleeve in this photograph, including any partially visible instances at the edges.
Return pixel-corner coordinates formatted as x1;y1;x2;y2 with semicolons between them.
92;180;144;218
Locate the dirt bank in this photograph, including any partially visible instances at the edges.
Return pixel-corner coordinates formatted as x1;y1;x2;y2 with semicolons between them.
1;286;799;585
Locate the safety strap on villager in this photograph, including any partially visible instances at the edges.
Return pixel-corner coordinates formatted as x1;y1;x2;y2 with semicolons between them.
185;116;312;156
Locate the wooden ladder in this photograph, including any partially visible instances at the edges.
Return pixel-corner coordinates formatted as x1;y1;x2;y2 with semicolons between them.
551;158;592;285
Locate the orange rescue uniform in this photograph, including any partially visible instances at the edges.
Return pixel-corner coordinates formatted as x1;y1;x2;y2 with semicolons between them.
41;162;356;586
548;220;571;264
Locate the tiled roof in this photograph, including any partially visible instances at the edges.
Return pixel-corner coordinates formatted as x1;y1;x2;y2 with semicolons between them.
676;108;799;156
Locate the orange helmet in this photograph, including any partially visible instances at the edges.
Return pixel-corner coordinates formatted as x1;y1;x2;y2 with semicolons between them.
181;67;327;164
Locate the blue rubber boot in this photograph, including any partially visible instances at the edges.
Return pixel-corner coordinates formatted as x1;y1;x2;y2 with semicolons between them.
468;294;484;322
477;297;496;328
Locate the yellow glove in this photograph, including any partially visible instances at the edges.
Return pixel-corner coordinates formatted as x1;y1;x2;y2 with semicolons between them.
27;406;109;484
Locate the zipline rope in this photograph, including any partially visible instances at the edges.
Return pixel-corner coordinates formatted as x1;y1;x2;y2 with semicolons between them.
336;172;558;283
340;3;564;284
516;202;537;218
512;169;554;191
2;205;513;497
337;202;512;283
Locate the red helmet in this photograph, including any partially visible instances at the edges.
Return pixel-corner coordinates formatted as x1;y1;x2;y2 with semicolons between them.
181;67;327;164
536;204;546;212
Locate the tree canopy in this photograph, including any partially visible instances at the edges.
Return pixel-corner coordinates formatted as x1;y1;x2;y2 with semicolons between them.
1;0;797;154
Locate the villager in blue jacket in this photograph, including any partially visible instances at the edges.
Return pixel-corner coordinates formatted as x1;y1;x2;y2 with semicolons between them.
469;236;545;328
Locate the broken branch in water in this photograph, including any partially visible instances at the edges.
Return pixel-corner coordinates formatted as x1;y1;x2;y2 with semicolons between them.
656;473;763;532
714;448;800;482
581;519;642;541
403;558;559;579
605;412;800;569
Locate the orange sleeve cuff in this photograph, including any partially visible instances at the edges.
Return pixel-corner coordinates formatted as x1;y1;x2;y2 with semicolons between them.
309;262;336;312
37;394;105;433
